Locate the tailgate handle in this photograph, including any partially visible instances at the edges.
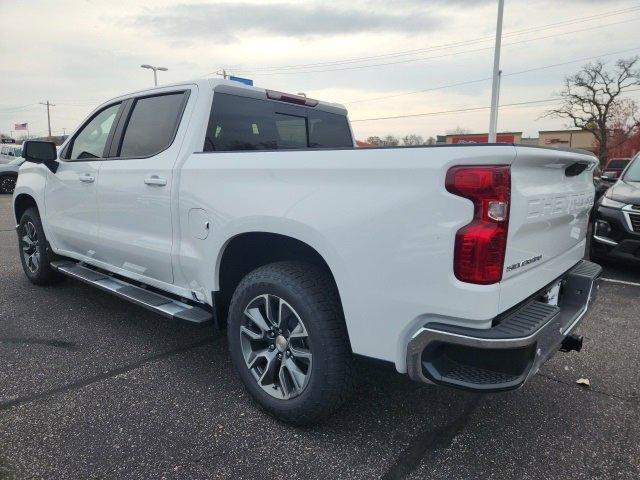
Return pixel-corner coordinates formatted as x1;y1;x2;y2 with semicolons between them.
565;161;589;177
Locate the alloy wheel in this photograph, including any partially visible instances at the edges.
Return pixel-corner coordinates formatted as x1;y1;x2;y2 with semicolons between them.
22;221;41;274
240;294;313;400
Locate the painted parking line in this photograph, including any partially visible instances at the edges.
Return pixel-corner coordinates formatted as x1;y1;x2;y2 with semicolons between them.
601;277;640;287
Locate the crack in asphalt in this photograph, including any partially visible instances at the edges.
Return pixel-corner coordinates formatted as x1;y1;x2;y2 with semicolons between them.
381;395;482;480
538;372;638;405
0;338;80;351
0;337;215;412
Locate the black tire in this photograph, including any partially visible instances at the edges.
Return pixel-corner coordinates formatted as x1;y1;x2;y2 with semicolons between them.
17;207;65;286
227;261;354;425
0;174;17;194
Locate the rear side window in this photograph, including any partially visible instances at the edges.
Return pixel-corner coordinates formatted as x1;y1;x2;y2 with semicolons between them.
203;93;352;152
119;92;186;158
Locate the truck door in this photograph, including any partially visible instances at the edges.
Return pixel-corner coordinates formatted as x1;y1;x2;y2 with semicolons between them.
45;102;122;258
95;89;191;285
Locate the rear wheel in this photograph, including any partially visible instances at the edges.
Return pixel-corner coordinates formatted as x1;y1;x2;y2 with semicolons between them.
18;207;65;285
227;261;354;425
0;175;17;194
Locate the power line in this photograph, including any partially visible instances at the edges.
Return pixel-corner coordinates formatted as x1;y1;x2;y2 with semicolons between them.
225;4;640;74
0;103;39;112
350;99;560;123
350;89;640;123
227;17;640;77
343;46;640;105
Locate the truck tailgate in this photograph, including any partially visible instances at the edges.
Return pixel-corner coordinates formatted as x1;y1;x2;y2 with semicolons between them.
500;147;597;310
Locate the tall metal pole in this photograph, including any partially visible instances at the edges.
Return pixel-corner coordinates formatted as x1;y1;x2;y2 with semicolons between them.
488;0;505;143
141;65;167;86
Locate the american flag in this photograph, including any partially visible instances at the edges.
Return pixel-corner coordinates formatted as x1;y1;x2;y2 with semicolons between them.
14;123;28;131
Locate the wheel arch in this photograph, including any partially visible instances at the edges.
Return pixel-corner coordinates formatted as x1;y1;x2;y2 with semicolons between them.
13;192;39;224
214;231;347;330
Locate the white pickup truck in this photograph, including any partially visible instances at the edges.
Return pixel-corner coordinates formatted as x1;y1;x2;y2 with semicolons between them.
14;79;602;424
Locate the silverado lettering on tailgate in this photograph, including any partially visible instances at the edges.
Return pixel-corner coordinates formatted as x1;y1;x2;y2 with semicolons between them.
526;192;593;219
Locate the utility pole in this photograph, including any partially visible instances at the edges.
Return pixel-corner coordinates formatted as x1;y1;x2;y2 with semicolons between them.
39;100;55;138
488;0;505;143
216;69;228;79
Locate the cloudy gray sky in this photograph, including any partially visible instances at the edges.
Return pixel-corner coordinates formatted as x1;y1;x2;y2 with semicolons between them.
1;0;638;140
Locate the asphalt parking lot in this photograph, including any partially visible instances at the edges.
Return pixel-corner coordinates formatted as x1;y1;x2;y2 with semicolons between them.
0;194;638;480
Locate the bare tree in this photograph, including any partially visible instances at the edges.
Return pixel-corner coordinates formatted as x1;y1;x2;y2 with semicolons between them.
446;126;471;135
366;135;400;147
544;57;640;164
402;134;424;146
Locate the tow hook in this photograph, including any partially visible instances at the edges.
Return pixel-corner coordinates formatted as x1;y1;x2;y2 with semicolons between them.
561;334;583;352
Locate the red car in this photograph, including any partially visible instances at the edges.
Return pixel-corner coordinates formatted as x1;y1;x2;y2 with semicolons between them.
602;157;631;180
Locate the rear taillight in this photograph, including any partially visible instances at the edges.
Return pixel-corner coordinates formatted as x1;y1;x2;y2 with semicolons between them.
446;165;511;285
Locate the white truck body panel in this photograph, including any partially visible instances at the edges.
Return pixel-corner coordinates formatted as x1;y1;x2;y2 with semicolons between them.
13;78;598;373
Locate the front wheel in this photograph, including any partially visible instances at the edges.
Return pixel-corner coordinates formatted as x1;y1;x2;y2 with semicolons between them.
0;175;17;194
18;207;65;285
227;262;354;425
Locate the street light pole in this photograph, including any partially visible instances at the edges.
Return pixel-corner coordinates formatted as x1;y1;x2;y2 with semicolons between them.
488;0;505;143
141;64;168;86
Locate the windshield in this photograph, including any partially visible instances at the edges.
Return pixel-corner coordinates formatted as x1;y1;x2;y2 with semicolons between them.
624;155;640;182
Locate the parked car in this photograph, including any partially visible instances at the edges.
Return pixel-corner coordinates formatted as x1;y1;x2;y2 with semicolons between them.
591;152;640;264
0;144;23;164
0;156;25;194
13;79;601;424
601;157;631;182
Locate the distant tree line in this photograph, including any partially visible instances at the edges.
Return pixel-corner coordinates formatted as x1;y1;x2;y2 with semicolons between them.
365;134;436;147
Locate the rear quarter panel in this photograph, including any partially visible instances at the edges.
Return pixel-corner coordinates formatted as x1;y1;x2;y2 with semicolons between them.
176;145;517;370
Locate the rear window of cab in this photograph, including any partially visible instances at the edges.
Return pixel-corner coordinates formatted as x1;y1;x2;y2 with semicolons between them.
203;93;353;152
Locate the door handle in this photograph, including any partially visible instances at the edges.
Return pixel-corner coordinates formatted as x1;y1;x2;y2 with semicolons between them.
144;175;167;186
79;174;95;183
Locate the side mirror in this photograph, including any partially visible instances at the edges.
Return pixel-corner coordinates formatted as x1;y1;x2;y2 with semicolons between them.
22;140;58;173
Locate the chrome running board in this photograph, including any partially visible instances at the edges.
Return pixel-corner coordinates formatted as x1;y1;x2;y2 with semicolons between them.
50;260;212;324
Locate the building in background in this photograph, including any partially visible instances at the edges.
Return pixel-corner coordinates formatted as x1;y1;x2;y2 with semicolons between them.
444;132;522;144
521;137;539;146
538;130;597;153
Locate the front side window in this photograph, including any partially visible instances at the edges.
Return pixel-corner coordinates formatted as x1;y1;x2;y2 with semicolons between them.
118;92;186;158
69;103;121;160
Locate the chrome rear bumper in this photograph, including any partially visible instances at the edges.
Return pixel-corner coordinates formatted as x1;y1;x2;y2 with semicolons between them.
406;260;602;392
